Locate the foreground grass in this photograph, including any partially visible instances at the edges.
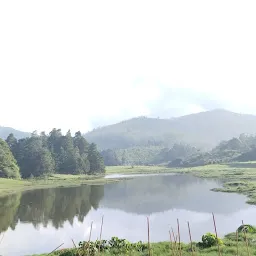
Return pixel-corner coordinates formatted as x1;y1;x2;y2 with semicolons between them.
33;235;256;256
0;174;118;198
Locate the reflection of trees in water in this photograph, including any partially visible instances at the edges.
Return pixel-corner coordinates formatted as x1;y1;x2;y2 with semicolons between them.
0;185;104;233
101;174;249;215
0;193;21;232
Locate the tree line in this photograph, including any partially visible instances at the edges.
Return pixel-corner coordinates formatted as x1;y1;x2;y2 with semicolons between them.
169;133;256;167
101;133;256;167
0;129;105;179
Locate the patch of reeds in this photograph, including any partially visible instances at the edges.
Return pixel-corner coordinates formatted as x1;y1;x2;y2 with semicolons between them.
40;213;255;256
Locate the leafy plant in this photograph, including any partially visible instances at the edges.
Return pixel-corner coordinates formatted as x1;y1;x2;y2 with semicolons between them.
237;224;256;234
199;232;223;248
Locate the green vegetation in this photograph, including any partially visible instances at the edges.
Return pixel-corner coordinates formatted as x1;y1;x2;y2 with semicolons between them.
33;225;256;256
0;138;20;178
106;165;172;174
0;173;119;198
90;110;256;166
166;134;256;168
2;129;105;179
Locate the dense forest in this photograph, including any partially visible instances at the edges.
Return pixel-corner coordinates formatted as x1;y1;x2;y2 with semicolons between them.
168;134;256;167
101;134;256;167
0;129;105;179
101;144;199;166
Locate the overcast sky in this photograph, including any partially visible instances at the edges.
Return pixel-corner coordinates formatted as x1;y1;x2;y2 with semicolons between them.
1;0;256;133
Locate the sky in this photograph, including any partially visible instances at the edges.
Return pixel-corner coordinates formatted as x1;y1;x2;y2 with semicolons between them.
0;0;256;133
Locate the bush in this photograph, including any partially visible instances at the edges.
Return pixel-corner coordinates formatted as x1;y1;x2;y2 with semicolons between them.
237;224;256;233
199;232;223;248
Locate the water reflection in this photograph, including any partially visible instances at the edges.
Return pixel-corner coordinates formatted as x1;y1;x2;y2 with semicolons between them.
0;174;256;256
0;185;104;233
102;174;250;214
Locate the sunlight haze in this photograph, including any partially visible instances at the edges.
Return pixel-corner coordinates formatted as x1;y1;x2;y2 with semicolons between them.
1;0;256;133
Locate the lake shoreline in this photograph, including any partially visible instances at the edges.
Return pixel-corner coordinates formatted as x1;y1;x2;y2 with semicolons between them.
2;163;256;206
0;166;175;198
106;164;256;205
0;174;121;198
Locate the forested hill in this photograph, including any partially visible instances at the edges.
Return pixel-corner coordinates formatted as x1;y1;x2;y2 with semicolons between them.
0;126;29;140
84;109;256;150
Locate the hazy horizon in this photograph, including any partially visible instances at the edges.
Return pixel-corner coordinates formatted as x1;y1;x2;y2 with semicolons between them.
1;1;256;133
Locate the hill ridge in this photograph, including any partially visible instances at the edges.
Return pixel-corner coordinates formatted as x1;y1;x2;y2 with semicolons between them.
84;109;256;150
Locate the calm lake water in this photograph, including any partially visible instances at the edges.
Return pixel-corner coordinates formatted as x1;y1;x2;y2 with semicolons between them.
1;173;256;255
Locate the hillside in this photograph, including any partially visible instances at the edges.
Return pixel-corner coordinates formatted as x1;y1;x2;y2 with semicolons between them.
84;109;256;150
0;127;29;140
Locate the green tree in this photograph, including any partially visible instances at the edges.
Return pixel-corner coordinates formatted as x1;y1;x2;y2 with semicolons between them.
88;143;105;173
6;133;18;157
101;149;121;166
73;131;89;155
17;137;55;178
58;131;80;174
0;138;20;178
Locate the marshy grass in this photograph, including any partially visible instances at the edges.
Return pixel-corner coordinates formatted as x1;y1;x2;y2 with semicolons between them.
106;165;173;174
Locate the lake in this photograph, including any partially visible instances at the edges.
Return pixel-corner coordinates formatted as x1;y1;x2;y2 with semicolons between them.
1;173;256;255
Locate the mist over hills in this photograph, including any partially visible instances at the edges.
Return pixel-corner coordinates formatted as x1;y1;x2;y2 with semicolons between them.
0;126;29;140
2;109;256;166
84;109;256;150
2;109;256;152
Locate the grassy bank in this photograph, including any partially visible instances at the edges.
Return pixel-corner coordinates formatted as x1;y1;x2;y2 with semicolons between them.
106;165;173;174
0;166;171;198
0;174;119;198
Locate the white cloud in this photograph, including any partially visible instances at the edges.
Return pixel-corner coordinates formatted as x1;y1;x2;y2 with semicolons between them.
1;0;256;133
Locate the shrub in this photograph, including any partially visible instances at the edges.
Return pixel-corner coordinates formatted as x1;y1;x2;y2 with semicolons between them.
237;224;256;233
199;232;223;248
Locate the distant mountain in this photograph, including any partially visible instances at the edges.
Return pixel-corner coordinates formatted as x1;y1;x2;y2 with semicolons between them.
0;126;30;140
84;109;256;150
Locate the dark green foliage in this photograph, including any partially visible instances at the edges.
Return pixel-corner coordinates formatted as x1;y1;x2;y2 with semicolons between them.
155;144;198;164
5;130;104;178
168;134;256;167
237;224;256;233
198;233;223;248
88;143;105;173
67;237;148;256
0;138;20;178
6;133;18;155
14;135;55;178
101;149;121;166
